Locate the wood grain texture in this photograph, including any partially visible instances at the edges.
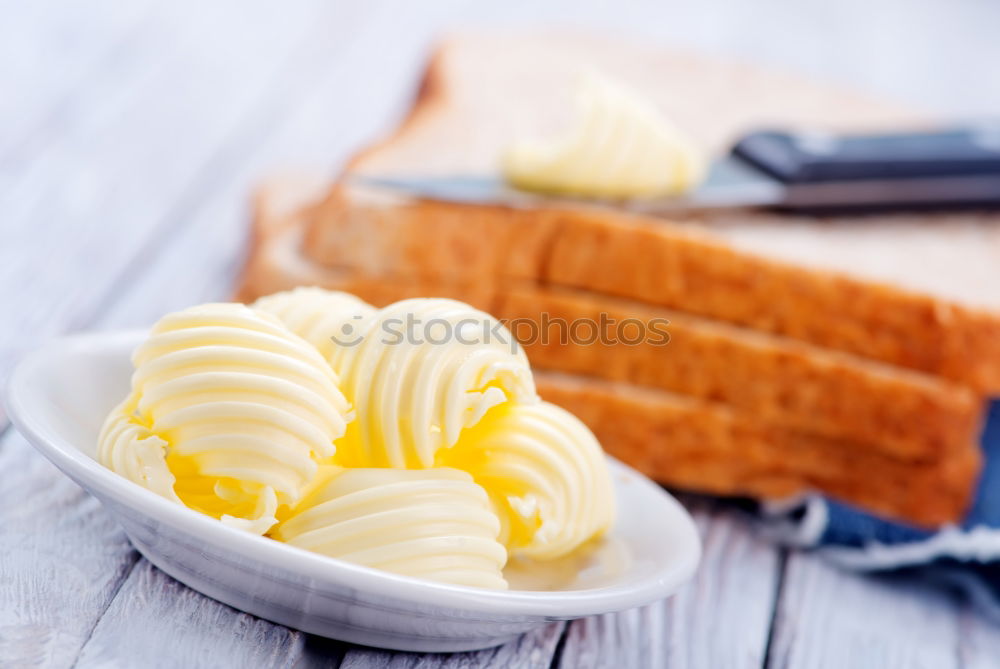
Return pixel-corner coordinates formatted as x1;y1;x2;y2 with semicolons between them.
557;607;664;668
0;0;333;420
956;603;1000;669
0;433;140;667
555;500;782;669
73;561;305;669
6;1;1000;667
0;0;159;160
766;553;964;669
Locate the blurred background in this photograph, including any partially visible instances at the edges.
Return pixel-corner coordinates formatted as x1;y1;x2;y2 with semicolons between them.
4;1;1000;667
4;0;1000;359
5;0;1000;346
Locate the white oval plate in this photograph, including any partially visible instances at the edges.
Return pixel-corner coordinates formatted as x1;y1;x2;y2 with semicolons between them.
5;330;701;652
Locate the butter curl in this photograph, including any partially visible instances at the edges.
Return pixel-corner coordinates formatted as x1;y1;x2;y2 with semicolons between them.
273;466;508;589
440;401;615;560
98;303;351;535
503;71;706;198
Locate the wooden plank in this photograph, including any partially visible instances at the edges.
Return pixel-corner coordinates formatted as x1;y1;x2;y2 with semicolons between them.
765;552;963;669
556;607;661;668
0;433;140;667
957;599;1000;669
97;0;436;328
556;499;782;669
0;0;159;158
73;561;306;668
0;0;334;422
0;0;237;193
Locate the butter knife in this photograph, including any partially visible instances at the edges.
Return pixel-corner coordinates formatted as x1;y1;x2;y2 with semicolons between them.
351;126;1000;215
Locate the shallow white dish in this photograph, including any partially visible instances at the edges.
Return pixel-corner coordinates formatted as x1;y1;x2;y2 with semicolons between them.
6;330;701;652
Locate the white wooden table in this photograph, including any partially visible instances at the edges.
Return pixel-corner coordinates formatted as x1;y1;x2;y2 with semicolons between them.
3;2;1000;667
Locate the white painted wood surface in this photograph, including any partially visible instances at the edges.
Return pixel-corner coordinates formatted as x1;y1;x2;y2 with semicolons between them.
767;553;964;669
3;1;1000;667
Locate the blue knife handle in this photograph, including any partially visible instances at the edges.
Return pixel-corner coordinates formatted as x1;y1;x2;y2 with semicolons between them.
732;127;1000;183
730;126;1000;212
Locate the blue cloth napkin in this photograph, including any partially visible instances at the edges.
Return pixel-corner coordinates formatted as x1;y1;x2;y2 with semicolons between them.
759;400;1000;620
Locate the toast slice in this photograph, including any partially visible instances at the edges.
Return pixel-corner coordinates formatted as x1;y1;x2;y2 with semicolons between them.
237;180;981;526
536;372;979;527
297;33;1000;392
242;179;985;461
497;286;983;460
303;186;1000;393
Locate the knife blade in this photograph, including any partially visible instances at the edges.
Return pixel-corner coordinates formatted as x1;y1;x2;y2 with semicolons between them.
350;127;1000;215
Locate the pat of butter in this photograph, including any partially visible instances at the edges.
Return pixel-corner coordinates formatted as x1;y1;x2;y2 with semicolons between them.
316;297;537;470
253;286;377;366
503;71;706;199
257;291;539;469
98;303;352;535
439;401;615;561
273;466;509;590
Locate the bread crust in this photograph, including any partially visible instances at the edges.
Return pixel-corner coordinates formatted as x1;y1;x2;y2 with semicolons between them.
237;189;982;526
536;372;979;528
495;286;983;461
302;192;1000;392
250;192;986;460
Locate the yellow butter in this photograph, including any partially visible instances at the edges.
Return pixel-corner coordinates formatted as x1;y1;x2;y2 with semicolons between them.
253;286;377;367
98;303;352;535
333;298;538;469
102;290;618;579
439;401;615;560
273;466;508;589
503;71;706;199
98;397;178;502
261;289;616;562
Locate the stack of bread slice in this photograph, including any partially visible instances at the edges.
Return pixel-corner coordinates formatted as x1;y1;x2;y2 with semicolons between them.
237;33;1000;527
